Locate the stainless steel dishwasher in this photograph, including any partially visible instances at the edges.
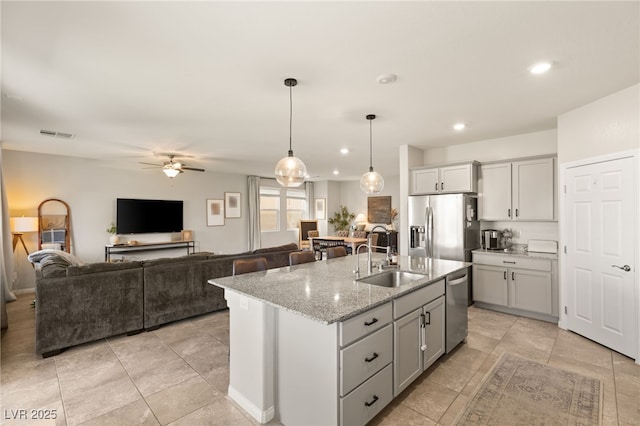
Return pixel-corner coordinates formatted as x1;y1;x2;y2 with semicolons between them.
445;267;469;353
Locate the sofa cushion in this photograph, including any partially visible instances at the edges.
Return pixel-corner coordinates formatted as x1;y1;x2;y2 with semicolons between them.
28;249;85;278
142;255;207;267
253;243;299;254
67;261;143;276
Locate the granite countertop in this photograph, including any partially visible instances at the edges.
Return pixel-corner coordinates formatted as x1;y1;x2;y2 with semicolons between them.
209;254;469;325
472;247;558;260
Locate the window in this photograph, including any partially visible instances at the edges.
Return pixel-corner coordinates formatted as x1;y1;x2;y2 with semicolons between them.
286;189;307;230
260;187;280;232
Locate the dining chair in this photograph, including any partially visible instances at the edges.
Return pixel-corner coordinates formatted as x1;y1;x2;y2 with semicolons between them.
336;230;348;238
326;246;348;259
289;250;317;266
233;257;269;276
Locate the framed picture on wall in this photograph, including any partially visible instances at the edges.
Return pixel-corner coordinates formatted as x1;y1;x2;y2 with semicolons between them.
206;199;225;226
225;192;241;218
315;198;326;220
368;196;391;223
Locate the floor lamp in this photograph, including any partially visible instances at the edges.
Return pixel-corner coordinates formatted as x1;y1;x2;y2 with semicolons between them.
10;217;39;267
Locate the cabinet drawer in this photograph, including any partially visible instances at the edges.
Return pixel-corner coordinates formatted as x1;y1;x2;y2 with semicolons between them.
394;280;444;319
341;324;392;396
340;364;393;426
473;253;551;272
340;302;392;347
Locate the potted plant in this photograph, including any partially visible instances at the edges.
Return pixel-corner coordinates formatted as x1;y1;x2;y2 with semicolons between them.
327;206;355;233
106;222;120;245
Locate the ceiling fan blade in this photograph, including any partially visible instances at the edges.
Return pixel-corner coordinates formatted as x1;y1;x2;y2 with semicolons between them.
138;162;162;167
182;167;205;172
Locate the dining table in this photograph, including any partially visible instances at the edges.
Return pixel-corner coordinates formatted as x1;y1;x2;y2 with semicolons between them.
309;235;368;254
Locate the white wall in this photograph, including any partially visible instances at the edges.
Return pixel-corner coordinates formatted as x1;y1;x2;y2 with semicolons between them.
558;84;639;165
422;129;557;165
4;150;250;290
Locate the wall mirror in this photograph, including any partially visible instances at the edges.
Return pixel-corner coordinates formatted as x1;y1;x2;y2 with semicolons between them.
38;198;71;253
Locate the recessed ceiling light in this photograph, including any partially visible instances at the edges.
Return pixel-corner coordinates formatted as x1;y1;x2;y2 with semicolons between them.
340;148;349;155
530;62;552;74
376;73;397;84
453;123;466;131
333;170;340;175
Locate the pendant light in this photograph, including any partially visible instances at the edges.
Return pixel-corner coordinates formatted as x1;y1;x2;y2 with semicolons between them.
274;78;307;187
360;114;384;194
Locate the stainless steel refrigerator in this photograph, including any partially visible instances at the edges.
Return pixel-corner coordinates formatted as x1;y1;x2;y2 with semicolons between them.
408;194;480;352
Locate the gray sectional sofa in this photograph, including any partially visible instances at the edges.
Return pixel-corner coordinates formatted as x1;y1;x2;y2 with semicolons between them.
32;243;299;357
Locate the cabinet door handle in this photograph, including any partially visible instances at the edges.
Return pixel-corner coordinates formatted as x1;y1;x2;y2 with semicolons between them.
364;318;378;327
364;395;379;407
364;352;379;363
435;183;438;191
504;271;507;280
512;271;515;280
424;311;431;325
503;261;516;264
508;208;511;217
420;314;427;351
515;209;519;217
441;182;444;190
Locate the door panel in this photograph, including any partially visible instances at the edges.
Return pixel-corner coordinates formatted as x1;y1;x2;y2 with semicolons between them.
565;156;636;358
478;163;511;220
513;157;554;220
393;309;422;396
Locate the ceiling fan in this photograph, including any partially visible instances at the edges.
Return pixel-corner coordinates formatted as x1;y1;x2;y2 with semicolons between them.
139;154;205;178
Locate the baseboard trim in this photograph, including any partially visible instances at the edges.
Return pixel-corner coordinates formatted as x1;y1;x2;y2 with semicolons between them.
12;288;36;296
227;385;275;424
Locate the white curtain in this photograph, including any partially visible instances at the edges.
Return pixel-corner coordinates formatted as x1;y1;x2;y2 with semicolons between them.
305;181;314;220
1;148;16;329
247;175;261;251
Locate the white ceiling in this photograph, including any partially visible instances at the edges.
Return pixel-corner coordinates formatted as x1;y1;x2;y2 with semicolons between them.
2;1;638;181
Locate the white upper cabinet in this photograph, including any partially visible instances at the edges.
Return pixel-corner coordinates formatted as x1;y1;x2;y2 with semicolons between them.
477;163;512;220
512;158;554;220
410;162;477;195
479;156;555;221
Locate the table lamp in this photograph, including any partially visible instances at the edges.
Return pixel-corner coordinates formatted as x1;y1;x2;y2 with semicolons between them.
10;216;39;258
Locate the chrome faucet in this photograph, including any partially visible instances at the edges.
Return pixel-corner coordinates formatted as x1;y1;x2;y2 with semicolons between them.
369;225;392;259
354;225;391;277
354;243;371;278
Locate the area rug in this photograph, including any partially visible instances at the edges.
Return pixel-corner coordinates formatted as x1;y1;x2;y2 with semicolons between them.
455;353;603;425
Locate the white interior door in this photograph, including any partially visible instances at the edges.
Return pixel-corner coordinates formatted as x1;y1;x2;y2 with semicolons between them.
565;156;636;358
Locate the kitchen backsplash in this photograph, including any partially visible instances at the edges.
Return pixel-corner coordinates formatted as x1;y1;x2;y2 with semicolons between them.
480;221;558;245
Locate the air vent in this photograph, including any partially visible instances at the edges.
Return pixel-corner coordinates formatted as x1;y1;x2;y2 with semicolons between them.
40;130;75;139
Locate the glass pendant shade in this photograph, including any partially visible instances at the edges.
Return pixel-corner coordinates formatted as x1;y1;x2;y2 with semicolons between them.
360;167;384;194
275;77;306;188
275;152;307;187
361;114;384;194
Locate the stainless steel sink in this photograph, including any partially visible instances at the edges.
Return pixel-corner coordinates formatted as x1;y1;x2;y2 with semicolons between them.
357;270;426;288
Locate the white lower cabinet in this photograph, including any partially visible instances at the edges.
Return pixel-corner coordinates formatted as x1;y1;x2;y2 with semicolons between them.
393;280;445;396
276;282;449;426
472;253;557;321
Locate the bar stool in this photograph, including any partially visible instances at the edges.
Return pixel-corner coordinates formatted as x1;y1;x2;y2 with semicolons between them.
233;257;269;276
289;251;316;266
326;246;348;259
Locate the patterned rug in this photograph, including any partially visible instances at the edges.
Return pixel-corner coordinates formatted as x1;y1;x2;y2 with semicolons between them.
455;353;603;425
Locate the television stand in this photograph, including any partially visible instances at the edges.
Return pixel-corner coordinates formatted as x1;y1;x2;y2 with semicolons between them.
105;240;195;262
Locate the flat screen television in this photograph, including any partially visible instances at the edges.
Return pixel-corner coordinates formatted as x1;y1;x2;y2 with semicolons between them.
116;198;183;234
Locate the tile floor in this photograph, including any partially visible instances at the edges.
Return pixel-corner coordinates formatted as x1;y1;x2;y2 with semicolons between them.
2;293;639;425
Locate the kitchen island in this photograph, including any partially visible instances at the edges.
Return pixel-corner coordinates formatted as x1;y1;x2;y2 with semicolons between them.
210;254;468;426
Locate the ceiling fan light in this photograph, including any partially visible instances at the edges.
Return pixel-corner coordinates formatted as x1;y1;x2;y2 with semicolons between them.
163;167;180;178
274;152;307;187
